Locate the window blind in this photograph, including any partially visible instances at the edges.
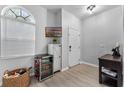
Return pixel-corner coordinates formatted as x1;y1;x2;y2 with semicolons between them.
0;16;35;58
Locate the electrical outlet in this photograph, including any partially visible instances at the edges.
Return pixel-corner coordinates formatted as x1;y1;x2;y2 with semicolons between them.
100;44;104;48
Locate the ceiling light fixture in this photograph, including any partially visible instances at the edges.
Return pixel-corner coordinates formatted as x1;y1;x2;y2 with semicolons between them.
87;5;96;14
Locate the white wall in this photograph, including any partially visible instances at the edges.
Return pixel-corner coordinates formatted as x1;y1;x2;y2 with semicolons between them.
55;10;62;27
46;9;62;44
80;6;123;66
0;5;48;85
61;9;81;69
47;9;62;27
47;10;56;27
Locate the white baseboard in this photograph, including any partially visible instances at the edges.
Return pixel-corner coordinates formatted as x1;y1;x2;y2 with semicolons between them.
61;67;69;72
80;61;98;68
61;61;98;72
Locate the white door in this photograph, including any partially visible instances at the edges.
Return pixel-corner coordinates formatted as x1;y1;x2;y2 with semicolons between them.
68;27;80;67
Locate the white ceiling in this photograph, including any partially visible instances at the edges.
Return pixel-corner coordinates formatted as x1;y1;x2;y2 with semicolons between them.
41;5;119;20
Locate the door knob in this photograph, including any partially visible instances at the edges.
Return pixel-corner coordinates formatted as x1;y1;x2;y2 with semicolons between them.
69;45;72;52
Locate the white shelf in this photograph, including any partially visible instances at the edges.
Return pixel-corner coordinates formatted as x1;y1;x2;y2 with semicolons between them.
0;54;35;59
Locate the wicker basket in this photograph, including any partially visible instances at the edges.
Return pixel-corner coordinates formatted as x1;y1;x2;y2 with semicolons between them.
2;68;31;87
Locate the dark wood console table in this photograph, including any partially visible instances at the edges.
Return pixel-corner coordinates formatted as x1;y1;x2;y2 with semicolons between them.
98;54;123;87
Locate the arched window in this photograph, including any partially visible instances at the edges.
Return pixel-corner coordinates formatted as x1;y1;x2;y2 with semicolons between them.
1;6;35;24
0;6;35;58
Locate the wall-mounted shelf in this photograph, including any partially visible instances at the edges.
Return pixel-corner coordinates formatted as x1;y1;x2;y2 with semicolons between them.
45;27;62;37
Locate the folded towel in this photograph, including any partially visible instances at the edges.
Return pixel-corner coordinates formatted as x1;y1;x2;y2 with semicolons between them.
102;67;117;77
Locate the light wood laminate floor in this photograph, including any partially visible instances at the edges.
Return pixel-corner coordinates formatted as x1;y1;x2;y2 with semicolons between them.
30;64;107;87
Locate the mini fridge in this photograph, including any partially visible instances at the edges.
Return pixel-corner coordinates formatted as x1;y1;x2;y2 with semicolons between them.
48;44;62;72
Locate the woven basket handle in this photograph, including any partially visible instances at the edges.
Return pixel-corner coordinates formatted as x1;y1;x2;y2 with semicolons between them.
4;70;9;75
27;67;32;71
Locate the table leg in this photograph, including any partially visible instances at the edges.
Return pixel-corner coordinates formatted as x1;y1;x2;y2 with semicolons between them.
117;70;123;87
99;65;102;84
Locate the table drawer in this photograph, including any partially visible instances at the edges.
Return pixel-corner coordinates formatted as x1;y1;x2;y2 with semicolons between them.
99;60;121;70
